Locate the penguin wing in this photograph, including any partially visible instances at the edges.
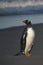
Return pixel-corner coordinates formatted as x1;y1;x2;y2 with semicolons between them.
20;28;27;51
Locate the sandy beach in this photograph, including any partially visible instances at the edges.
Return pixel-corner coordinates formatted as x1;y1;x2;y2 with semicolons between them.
0;23;43;65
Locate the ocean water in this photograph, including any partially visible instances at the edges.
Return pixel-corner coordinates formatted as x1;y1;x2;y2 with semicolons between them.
0;14;43;29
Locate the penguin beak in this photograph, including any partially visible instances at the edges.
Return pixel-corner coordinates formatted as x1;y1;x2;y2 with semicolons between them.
22;20;28;25
23;20;25;23
23;20;27;24
22;20;31;25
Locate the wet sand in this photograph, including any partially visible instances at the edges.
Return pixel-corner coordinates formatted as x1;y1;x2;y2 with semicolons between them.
0;23;43;65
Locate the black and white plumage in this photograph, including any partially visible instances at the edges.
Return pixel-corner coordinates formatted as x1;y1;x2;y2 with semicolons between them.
15;20;35;56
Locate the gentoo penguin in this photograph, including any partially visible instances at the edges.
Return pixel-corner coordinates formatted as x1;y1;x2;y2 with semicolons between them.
15;20;35;56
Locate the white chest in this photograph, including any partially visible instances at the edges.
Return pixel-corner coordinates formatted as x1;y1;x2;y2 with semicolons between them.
26;27;35;45
27;27;35;37
24;27;35;53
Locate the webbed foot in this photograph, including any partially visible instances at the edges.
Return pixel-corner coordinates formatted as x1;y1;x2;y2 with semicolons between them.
25;53;32;57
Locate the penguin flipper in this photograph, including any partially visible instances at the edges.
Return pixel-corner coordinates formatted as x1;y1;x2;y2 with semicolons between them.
20;28;27;51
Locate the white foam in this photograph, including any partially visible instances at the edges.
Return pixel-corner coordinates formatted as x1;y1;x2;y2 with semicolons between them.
0;1;43;8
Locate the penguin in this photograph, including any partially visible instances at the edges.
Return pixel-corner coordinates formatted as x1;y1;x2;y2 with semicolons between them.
15;20;35;56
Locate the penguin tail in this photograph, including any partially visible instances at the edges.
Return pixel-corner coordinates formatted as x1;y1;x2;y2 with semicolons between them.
14;51;23;56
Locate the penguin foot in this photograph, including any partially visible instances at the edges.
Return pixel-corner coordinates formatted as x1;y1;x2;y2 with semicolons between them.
25;53;32;57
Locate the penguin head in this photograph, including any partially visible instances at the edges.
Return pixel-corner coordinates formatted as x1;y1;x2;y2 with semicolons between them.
23;20;32;27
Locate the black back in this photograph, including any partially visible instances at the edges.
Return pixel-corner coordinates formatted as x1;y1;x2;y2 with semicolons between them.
20;27;27;52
